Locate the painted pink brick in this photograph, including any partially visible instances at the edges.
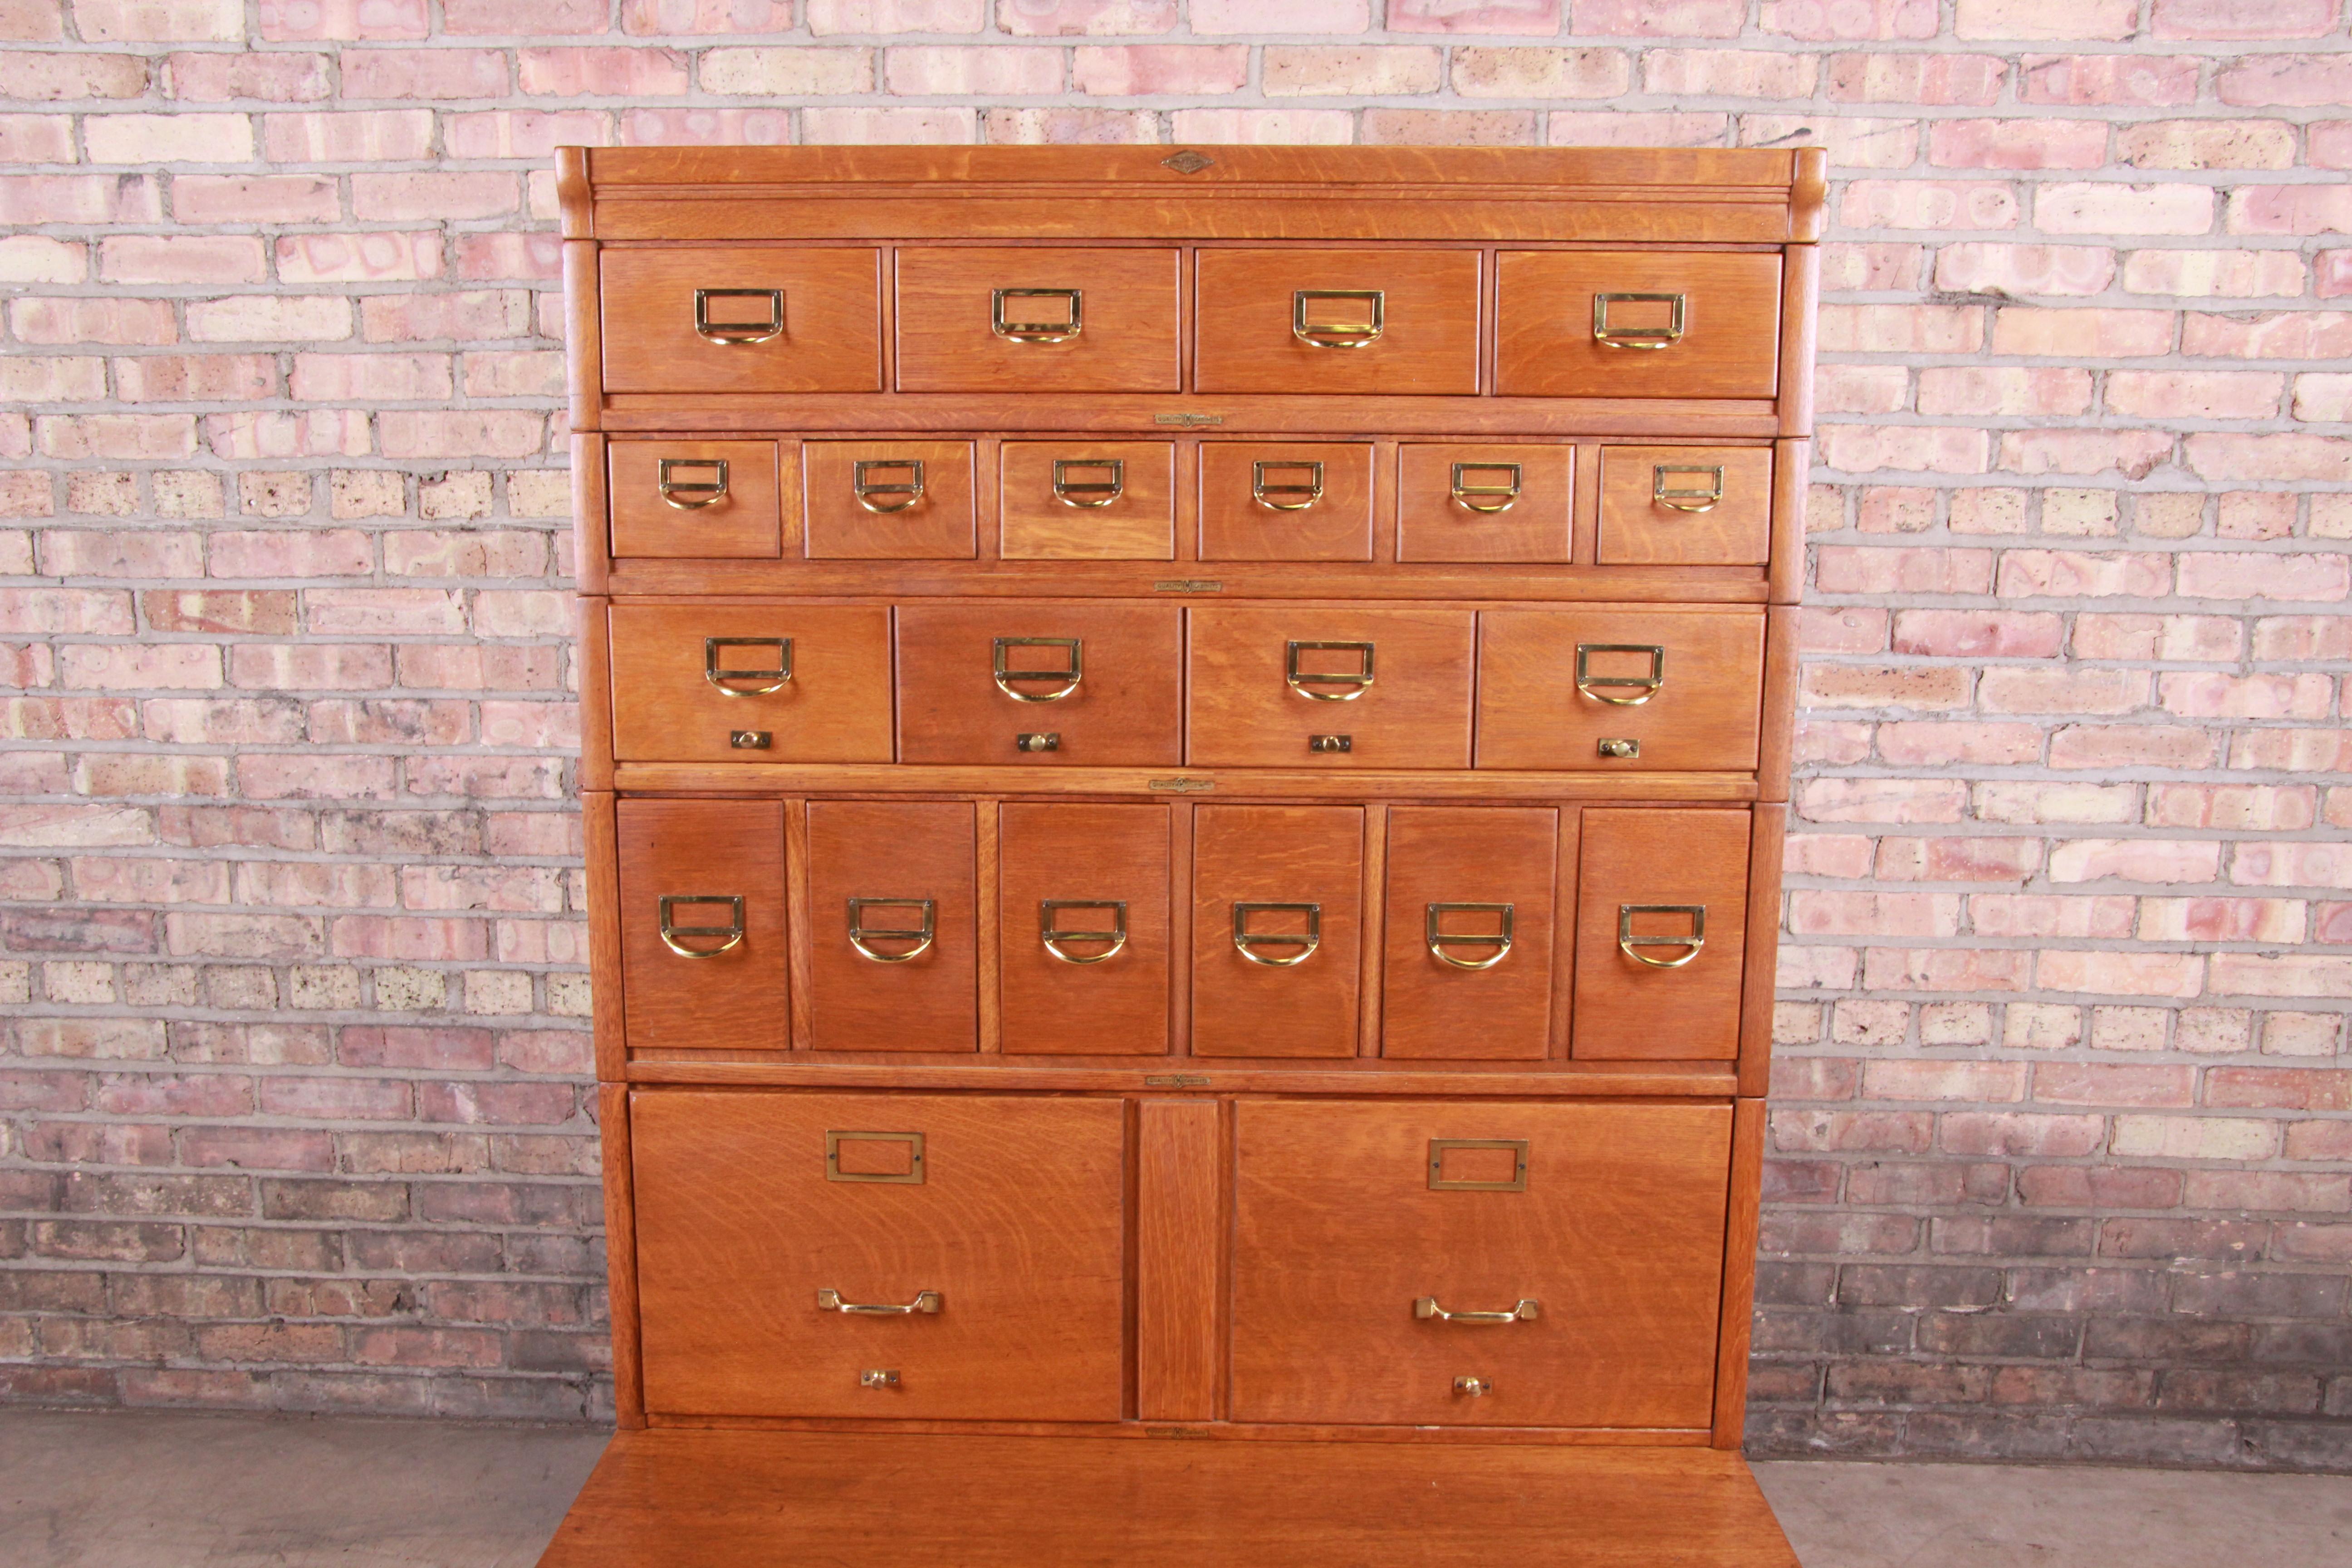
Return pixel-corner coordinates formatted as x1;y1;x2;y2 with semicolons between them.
2019;53;2203;107
1191;0;1367;29
444;0;608;31
1572;0;1742;33
1759;0;1936;39
162;51;332;103
1387;0;1558;32
337;49;509;100
1072;45;1248;95
1929;118;2109;171
257;0;429;40
622;0;798;31
995;0;1177;35
2151;0;2344;39
350;172;518;223
1828;53;2008;106
1954;0;2138;38
1842;180;2019;231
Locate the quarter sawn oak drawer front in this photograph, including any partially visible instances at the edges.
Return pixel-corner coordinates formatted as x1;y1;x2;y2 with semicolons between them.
1188;608;1475;769
1194;249;1480;396
1381;807;1559;1062
895;603;1182;766
1197;442;1375;562
1000;441;1175;560
998;803;1172;1056
1476;608;1765;772
804;801;979;1053
616;799;787;1052
1230;1099;1730;1428
1494;251;1781;400
1396;443;1573;564
1575;807;1751;1061
803;440;977;559
608;440;782;559
1599;446;1773;566
896;247;1181;393
608;603;893;764
632;1090;1125;1421
1193;805;1364;1058
600;246;882;394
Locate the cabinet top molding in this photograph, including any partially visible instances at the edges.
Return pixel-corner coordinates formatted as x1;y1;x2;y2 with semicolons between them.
556;145;1828;247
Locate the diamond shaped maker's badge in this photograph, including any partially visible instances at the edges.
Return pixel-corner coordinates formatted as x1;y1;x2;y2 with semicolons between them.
1162;150;1214;174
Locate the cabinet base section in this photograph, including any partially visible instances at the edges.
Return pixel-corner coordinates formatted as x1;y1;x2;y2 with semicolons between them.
539;1429;1798;1568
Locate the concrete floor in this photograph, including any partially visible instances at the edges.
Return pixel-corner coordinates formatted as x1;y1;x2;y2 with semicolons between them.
4;1409;2349;1566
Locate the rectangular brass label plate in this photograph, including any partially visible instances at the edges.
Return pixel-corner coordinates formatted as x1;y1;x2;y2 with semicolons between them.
1154;579;1223;593
1147;777;1215;793
1143;1073;1210;1088
826;1130;925;1184
1153;412;1223;426
1428;1138;1530;1192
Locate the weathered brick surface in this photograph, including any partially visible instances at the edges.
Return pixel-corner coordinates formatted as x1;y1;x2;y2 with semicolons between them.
0;2;2348;1465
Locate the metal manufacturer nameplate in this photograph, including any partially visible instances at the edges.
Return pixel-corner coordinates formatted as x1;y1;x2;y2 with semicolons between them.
1144;1074;1210;1088
1154;579;1224;593
1147;777;1215;793
1153;412;1224;427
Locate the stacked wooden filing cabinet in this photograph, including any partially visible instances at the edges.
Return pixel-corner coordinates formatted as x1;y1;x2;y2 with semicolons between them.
548;146;1818;1566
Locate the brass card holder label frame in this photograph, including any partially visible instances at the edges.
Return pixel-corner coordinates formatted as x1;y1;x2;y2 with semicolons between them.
705;636;792;696
1574;642;1665;706
1428;1137;1531;1192
1232;901;1321;967
852;458;926;514
692;287;784;345
1425;902;1515;971
1449;461;1522;514
657;457;730;510
1619;903;1707;969
825;1130;926;1185
1292;288;1384;349
1592;290;1686;350
993;636;1083;702
1251;459;1324;512
657;894;745;960
1653;463;1726;514
847;897;937;963
1051;457;1125;509
1040;899;1129;965
992;287;1083;343
1286;639;1375;702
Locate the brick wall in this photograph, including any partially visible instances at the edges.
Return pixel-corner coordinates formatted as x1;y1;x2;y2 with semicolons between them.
0;0;2346;1460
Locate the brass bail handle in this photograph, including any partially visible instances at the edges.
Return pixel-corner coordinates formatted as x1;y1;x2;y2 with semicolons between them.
1232;902;1321;967
847;898;937;964
1286;639;1374;702
1052;458;1125;510
1293;288;1384;349
705;636;792;697
658;457;730;510
1619;904;1706;969
1592;291;1686;351
992;287;1083;343
1040;900;1128;965
693;288;784;346
1415;1297;1540;1325
1574;643;1665;707
1654;464;1725;514
1449;461;1522;514
853;458;926;514
993;636;1083;702
657;895;745;960
816;1289;943;1316
1251;459;1324;512
1425;902;1514;971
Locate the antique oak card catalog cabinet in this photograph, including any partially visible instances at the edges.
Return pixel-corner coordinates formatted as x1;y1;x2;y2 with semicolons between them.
546;146;1818;1568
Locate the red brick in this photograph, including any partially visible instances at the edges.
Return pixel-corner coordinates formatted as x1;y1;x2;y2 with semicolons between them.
2152;0;2343;39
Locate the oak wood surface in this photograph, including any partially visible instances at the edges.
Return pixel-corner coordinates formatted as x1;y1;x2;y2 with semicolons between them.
1196;441;1375;562
607;438;781;559
996;803;1171;1056
1000;440;1176;560
597;1082;644;1428
615;798;788;1053
1395;442;1573;564
607;603;893;764
1191;805;1364;1058
1768;435;1810;606
895;602;1183;768
600;246;882;394
1573;807;1751;1061
1475;607;1766;773
575;593;614;794
803;439;977;560
1758;604;1799;802
1495;251;1782;400
1187;608;1475;769
620;1058;1740;1096
1135;1098;1224;1421
608;763;1761;802
803;800;979;1053
897;246;1181;394
583;791;625;1081
572;431;611;596
631;1090;1125;1421
563;240;601;434
1778;240;1820;436
1380;807;1558;1062
1597;445;1772;566
1196;249;1481;396
1713;1096;1766;1449
1738;803;1789;1101
1229;1099;1731;1429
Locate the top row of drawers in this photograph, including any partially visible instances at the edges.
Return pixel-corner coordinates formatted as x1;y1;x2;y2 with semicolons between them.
598;246;1783;401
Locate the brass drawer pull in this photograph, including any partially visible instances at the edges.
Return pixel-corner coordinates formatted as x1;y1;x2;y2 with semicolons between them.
847;897;936;964
1574;643;1664;707
817;1289;942;1316
692;287;784;346
1449;461;1522;514
657;895;744;959
992;286;1083;343
1292;288;1384;349
1592;290;1686;351
1619;903;1706;969
993;636;1083;702
1654;463;1725;514
1041;899;1127;965
1415;1296;1539;1325
1052;458;1124;509
1597;737;1640;760
657;457;730;510
1251;459;1324;512
1015;731;1059;753
1425;902;1514;971
1286;639;1374;702
852;458;925;514
1232;901;1320;967
705;636;792;697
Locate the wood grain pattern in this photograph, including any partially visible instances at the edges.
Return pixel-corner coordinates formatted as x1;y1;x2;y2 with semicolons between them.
896;247;1181;394
1573;808;1750;1062
1196;442;1376;563
1135;1098;1223;1421
573;431;610;595
576;594;614;794
564;240;601;434
1713;1098;1766;1449
1380;807;1558;1062
1195;249;1480;396
1395;443;1573;564
1758;605;1798;803
616;799;788;1053
631;1090;1125;1421
584;791;626;1081
996;803;1171;1056
803;440;977;560
1475;608;1765;773
895;602;1182;768
1187;608;1475;769
598;1082;644;1428
1777;242;1819;437
1230;1099;1732;1429
1596;446;1772;567
1495;252;1782;400
610;761;1761;803
1192;805;1364;1059
601;246;882;394
608;439;782;560
607;603;893;764
1738;803;1788;1101
1000;441;1175;561
803;801;978;1053
1767;436;1809;607
624;1058;1741;1098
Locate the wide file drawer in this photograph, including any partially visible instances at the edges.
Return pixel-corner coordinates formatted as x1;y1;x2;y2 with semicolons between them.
897;247;1181;393
896;603;1182;767
633;1090;1126;1421
600;245;882;394
1495;251;1780;400
1195;249;1480;395
615;799;788;1053
608;439;783;560
1189;608;1475;769
1231;1098;1730;1428
608;603;893;764
1476;608;1765;772
1574;807;1751;1061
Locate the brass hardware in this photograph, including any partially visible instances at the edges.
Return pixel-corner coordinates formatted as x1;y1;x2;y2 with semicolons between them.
1148;777;1215;793
852;458;925;514
1292;288;1385;349
1425;903;1514;972
1454;1376;1492;1396
1144;1073;1210;1088
692;287;783;346
1428;1138;1531;1193
705;636;792;697
1232;902;1320;967
817;1289;942;1316
730;730;771;750
1619;904;1706;969
1154;579;1224;593
657;895;744;960
825;1131;925;1185
1286;640;1374;702
847;897;936;964
1415;1296;1539;1325
1592;290;1687;351
1574;643;1666;707
1015;732;1059;753
993;636;1083;702
1162;150;1215;174
1051;458;1124;509
1597;737;1641;760
860;1369;901;1389
991;287;1083;344
1448;461;1522;514
1308;734;1352;754
657;457;729;510
1154;412;1224;427
1251;459;1324;512
1654;463;1726;514
1040;899;1127;965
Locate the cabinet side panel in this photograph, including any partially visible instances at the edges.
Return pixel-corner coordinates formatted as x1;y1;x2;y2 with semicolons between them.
603;1082;644;1428
1712;1097;1765;1450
